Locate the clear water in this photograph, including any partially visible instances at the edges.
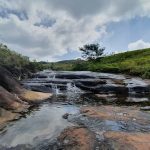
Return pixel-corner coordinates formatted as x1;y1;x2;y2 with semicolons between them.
0;103;79;148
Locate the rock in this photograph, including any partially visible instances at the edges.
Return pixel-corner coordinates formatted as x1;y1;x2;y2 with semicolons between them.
75;82;128;94
102;131;150;150
0;108;21;130
0;66;23;94
95;93;116;99
74;79;106;86
19;90;52;103
81;106;150;124
140;106;150;111
0;86;29;112
129;86;150;93
57;126;96;150
55;73;96;79
62;113;69;119
126;97;149;103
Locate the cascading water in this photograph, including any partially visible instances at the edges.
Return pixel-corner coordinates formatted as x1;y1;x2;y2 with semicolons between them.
67;83;82;94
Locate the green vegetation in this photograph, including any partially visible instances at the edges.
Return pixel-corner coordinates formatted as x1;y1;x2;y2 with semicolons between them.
0;44;49;78
73;48;150;79
1;43;150;79
48;59;83;71
79;43;105;60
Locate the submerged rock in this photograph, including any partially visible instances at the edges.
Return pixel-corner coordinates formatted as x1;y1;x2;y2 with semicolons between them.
62;113;69;119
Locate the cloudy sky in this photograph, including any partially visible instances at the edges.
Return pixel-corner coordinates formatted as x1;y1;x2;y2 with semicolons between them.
0;0;150;61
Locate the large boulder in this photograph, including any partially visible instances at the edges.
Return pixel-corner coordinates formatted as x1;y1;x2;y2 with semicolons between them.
0;86;29;112
19;90;52;103
0;66;52;103
0;108;21;130
0;66;23;94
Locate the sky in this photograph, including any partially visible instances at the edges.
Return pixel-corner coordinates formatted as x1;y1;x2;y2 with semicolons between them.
0;0;150;62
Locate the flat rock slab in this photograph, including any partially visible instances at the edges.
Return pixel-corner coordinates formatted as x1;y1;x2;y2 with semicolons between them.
19;90;53;103
81;106;150;124
102;131;150;150
57;126;96;150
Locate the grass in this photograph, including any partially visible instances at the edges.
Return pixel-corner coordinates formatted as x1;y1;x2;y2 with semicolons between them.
43;48;150;79
72;48;150;79
75;49;150;78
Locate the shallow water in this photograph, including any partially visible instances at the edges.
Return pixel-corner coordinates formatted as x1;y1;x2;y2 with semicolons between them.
0;103;79;148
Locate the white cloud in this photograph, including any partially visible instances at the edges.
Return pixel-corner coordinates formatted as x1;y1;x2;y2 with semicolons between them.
128;39;150;50
0;0;150;60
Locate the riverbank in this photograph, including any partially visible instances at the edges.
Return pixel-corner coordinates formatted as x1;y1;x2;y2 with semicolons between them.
0;67;52;130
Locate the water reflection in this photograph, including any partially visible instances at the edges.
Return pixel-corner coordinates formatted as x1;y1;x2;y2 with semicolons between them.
0;103;79;148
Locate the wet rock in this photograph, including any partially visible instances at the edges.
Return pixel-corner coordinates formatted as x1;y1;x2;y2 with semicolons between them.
111;79;125;85
140;106;150;111
75;82;128;94
0;66;23;94
126;97;149;103
74;79;106;86
126;78;150;93
24;84;52;93
0;86;29;112
102;131;150;150
0;108;21;130
55;73;96;79
63;113;69;119
57;126;96;150
81;106;150;125
95;94;116;99
129;86;150;93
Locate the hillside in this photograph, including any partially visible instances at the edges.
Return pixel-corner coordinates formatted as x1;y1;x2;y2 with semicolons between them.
0;44;49;78
73;48;150;78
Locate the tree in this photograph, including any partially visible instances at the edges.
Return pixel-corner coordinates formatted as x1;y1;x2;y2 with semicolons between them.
79;43;105;60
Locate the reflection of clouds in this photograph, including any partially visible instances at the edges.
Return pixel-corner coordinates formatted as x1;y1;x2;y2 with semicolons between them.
0;104;77;147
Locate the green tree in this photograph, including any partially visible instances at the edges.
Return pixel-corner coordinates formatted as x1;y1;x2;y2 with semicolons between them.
79;43;105;60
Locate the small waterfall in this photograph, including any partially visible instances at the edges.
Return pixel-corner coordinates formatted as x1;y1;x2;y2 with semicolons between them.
67;83;82;93
51;83;60;95
47;72;56;79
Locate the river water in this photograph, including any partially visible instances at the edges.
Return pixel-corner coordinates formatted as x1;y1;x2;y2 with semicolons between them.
0;71;150;149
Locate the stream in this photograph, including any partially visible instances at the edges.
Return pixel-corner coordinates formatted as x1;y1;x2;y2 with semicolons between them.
0;71;150;149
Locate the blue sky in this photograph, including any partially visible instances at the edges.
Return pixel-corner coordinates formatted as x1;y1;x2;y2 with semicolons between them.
103;16;150;54
0;0;150;61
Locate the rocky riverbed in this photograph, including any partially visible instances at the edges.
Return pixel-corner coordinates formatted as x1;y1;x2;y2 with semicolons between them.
1;70;150;149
